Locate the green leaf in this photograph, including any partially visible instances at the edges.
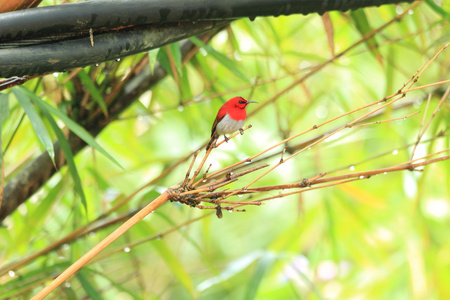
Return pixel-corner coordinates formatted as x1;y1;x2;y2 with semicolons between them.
244;251;276;299
0;93;9;164
17;179;63;245
87;167;110;191
197;250;263;292
77;269;103;300
179;66;193;100
157;47;174;77
0;93;9;124
154;241;195;297
139;221;195;297
42;109;87;212
12;89;55;163
147;48;160;74
18;87;123;169
87;267;143;300
169;42;182;75
62;286;77;300
350;9;382;64
77;69;108;115
190;36;249;82
284;256;324;300
426;0;448;17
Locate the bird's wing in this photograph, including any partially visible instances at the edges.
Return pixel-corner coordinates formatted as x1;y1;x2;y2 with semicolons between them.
211;106;227;137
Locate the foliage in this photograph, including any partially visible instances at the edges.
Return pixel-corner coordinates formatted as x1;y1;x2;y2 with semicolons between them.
0;1;449;299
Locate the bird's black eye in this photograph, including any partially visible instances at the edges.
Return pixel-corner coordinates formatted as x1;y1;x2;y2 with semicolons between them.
238;100;246;104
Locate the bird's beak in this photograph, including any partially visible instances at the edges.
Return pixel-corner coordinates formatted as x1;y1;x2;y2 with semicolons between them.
246;100;258;104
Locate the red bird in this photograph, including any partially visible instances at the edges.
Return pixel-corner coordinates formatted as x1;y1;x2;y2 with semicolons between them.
206;97;257;150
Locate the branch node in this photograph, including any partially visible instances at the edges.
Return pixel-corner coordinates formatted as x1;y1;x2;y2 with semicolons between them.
166;188;176;200
300;178;311;187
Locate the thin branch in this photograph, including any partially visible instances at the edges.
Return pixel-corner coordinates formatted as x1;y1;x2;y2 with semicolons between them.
403;79;450;93
182;150;199;188
230;153;450;204
351;110;421;128
418;86;450;143
188;146;213;187
410;93;432;160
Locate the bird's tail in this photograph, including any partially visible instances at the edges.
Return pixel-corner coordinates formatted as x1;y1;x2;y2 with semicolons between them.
206;135;218;151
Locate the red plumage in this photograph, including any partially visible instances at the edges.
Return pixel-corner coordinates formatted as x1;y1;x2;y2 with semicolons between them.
206;97;257;150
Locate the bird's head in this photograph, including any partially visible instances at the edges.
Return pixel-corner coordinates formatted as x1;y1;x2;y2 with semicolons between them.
228;97;258;109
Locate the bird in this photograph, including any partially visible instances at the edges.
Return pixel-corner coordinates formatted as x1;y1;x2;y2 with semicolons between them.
206;97;257;150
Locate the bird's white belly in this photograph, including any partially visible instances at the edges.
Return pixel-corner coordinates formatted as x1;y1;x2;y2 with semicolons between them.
216;114;245;135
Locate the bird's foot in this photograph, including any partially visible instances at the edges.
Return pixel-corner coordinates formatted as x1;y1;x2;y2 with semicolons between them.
239;128;244;135
224;135;229;143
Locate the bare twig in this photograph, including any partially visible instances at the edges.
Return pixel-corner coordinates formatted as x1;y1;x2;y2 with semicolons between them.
351;111;421;128
410;93;432;160
182;150;199;188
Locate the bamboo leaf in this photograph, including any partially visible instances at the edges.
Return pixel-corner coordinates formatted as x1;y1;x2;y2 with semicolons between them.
19;179;64;243
77;269;103;300
18;87;123;169
244;251;276;299
0;93;9;164
190;36;249;82
62;286;77;300
179;66;193;100
42;108;87;212
169;42;182;75
197;250;263;292
153;239;195;297
87;268;142;300
157;47;174;77
139;221;195;297
77;69;108;115
426;0;448;17
0;93;9;124
350;9;383;65
147;48;160;74
12;89;55;164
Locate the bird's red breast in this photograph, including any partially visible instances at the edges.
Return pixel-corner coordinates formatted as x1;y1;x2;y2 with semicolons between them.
206;97;257;150
211;97;252;137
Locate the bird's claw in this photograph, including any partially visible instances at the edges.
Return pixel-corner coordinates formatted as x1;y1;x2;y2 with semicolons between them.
224;135;229;143
239;128;244;135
